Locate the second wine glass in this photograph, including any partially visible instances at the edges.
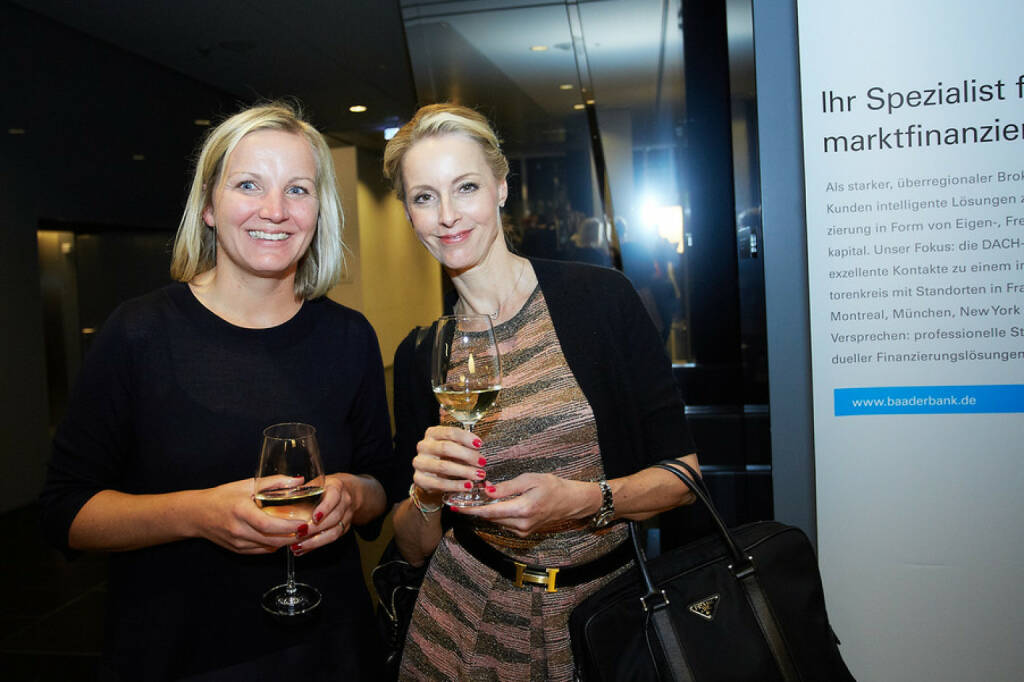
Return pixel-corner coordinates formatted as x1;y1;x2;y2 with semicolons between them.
255;422;324;618
431;314;502;507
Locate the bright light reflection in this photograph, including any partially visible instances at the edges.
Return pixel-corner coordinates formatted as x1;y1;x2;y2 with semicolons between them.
641;201;685;254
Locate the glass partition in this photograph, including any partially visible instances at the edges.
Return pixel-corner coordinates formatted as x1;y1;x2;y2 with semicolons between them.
399;0;768;536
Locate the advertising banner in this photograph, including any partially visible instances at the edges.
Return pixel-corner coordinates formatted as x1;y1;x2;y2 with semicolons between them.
796;2;1024;679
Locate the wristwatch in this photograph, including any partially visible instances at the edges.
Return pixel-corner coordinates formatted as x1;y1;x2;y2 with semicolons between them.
592;480;615;528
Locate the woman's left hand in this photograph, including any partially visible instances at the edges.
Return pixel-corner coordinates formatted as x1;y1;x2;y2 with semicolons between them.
453;473;598;537
291;473;355;555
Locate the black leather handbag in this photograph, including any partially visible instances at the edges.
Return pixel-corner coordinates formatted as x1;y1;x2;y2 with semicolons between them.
569;461;855;681
371;538;427;681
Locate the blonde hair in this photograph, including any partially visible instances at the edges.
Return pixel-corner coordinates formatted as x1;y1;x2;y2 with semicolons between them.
382;103;509;202
170;101;344;299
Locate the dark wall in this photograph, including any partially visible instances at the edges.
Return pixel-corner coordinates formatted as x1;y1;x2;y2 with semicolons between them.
680;0;741;371
0;2;235;511
4;4;239;227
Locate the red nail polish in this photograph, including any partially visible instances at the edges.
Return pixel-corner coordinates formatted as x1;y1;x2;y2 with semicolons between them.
464;481;472;489
297;523;308;537
291;543;302;552
487;486;496;494
449;505;459;512
476;469;486;478
473;439;483;448
478;457;487;466
314;511;323;523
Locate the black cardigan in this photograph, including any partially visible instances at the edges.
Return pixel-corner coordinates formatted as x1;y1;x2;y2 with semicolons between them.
391;258;695;495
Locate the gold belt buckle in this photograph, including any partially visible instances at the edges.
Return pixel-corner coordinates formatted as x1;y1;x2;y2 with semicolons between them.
513;561;559;592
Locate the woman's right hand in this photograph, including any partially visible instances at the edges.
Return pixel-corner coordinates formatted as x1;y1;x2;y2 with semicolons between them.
393;425;483;565
192;475;311;555
411;426;489;500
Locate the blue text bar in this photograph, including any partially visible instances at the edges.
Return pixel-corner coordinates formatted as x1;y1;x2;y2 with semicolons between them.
834;384;1024;415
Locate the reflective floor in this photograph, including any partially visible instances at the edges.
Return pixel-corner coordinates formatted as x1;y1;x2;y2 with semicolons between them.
0;504;105;681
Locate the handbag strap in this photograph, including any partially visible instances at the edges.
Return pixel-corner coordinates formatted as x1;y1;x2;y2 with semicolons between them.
628;522;696;682
666;458;708;496
653;460;800;682
654;460;746;566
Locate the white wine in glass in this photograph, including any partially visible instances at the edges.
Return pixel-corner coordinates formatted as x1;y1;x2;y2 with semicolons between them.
255;422;324;617
431;314;502;507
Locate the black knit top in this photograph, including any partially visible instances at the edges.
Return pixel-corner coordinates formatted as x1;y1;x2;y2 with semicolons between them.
40;282;396;680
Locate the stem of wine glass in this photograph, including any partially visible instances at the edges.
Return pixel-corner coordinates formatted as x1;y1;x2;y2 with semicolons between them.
285;547;297;597
462;423;487;494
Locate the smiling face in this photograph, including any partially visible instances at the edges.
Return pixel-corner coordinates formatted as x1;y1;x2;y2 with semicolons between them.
202;129;319;286
401;133;508;273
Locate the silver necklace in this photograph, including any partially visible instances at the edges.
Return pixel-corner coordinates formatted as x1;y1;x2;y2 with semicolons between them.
459;260;527;320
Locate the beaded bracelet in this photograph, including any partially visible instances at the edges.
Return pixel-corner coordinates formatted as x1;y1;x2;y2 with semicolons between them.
409;483;442;520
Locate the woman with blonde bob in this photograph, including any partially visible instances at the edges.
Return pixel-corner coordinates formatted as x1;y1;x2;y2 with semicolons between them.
171;102;345;300
41;101;395;680
385;103;699;680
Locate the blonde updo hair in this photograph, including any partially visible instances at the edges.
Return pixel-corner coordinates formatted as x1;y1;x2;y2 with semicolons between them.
170;101;345;300
382;103;509;202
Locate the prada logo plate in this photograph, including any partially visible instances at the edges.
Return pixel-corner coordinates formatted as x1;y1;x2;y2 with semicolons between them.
688;594;720;621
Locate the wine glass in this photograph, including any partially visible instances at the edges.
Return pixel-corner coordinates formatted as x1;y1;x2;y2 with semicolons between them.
255;422;325;617
431;314;502;507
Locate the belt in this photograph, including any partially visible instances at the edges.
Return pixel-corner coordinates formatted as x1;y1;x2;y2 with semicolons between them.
452;524;634;593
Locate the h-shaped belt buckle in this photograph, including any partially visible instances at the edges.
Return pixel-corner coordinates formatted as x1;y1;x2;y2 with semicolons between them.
513;561;559;592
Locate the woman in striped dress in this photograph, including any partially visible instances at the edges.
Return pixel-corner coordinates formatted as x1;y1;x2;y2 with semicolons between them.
383;103;700;681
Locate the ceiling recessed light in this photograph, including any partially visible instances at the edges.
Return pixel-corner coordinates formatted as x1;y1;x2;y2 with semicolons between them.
586;99;595;105
193;119;211;126
573;103;586;110
132;154;145;161
559;84;573;90
8;128;26;135
530;45;548;52
349;105;367;113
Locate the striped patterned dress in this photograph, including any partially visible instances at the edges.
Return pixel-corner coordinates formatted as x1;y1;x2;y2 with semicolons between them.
399;287;631;681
